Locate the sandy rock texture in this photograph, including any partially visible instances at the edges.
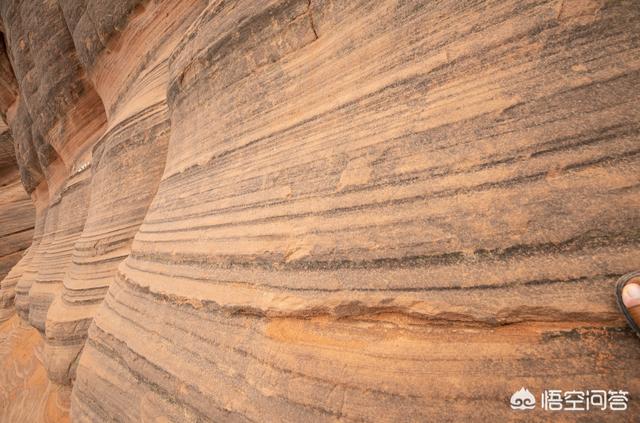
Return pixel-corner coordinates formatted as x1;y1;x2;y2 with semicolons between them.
0;315;70;422
0;178;33;321
0;0;106;334
0;0;638;421
43;0;205;385
0;36;34;322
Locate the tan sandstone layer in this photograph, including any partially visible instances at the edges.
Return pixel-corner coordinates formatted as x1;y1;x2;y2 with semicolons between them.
0;314;70;422
0;0;638;422
0;176;33;321
0;34;34;322
75;0;640;421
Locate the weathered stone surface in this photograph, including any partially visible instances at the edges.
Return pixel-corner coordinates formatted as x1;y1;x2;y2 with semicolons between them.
0;0;106;386
0;35;18;182
14;185;50;321
0;0;106;167
41;0;206;385
1;0;107;336
0;315;70;422
0;31;34;322
29;168;93;334
0;178;33;321
0;0;639;421
72;0;639;421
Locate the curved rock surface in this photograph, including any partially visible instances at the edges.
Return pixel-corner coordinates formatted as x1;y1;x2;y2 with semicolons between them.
0;179;33;320
0;315;70;422
43;0;205;385
0;0;638;421
0;34;34;322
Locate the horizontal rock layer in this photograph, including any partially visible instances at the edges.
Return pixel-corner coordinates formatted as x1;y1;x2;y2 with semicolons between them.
0;173;34;321
76;0;640;421
41;0;203;386
0;34;34;321
0;0;638;421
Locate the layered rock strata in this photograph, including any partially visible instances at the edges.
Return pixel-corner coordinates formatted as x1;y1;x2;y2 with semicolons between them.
0;0;109;332
29;167;93;333
74;0;640;421
42;0;206;385
0;0;106;368
13;187;48;320
0;179;33;320
0;0;637;421
0;36;34;322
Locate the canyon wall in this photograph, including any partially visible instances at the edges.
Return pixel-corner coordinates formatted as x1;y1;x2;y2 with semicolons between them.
0;36;34;322
0;0;639;421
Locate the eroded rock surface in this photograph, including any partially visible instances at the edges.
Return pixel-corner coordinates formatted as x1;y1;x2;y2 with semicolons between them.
0;0;639;421
43;0;204;385
0;35;34;322
0;177;34;321
0;315;71;422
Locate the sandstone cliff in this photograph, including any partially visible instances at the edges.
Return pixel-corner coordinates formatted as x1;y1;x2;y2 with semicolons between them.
0;36;34;322
0;0;639;421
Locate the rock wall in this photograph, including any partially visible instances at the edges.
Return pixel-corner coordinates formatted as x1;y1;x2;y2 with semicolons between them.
0;35;34;322
0;174;33;321
0;0;639;421
0;315;71;422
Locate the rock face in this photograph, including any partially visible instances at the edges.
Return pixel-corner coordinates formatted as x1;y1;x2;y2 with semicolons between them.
0;178;33;321
0;0;639;421
42;0;203;385
0;36;34;322
0;315;70;422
